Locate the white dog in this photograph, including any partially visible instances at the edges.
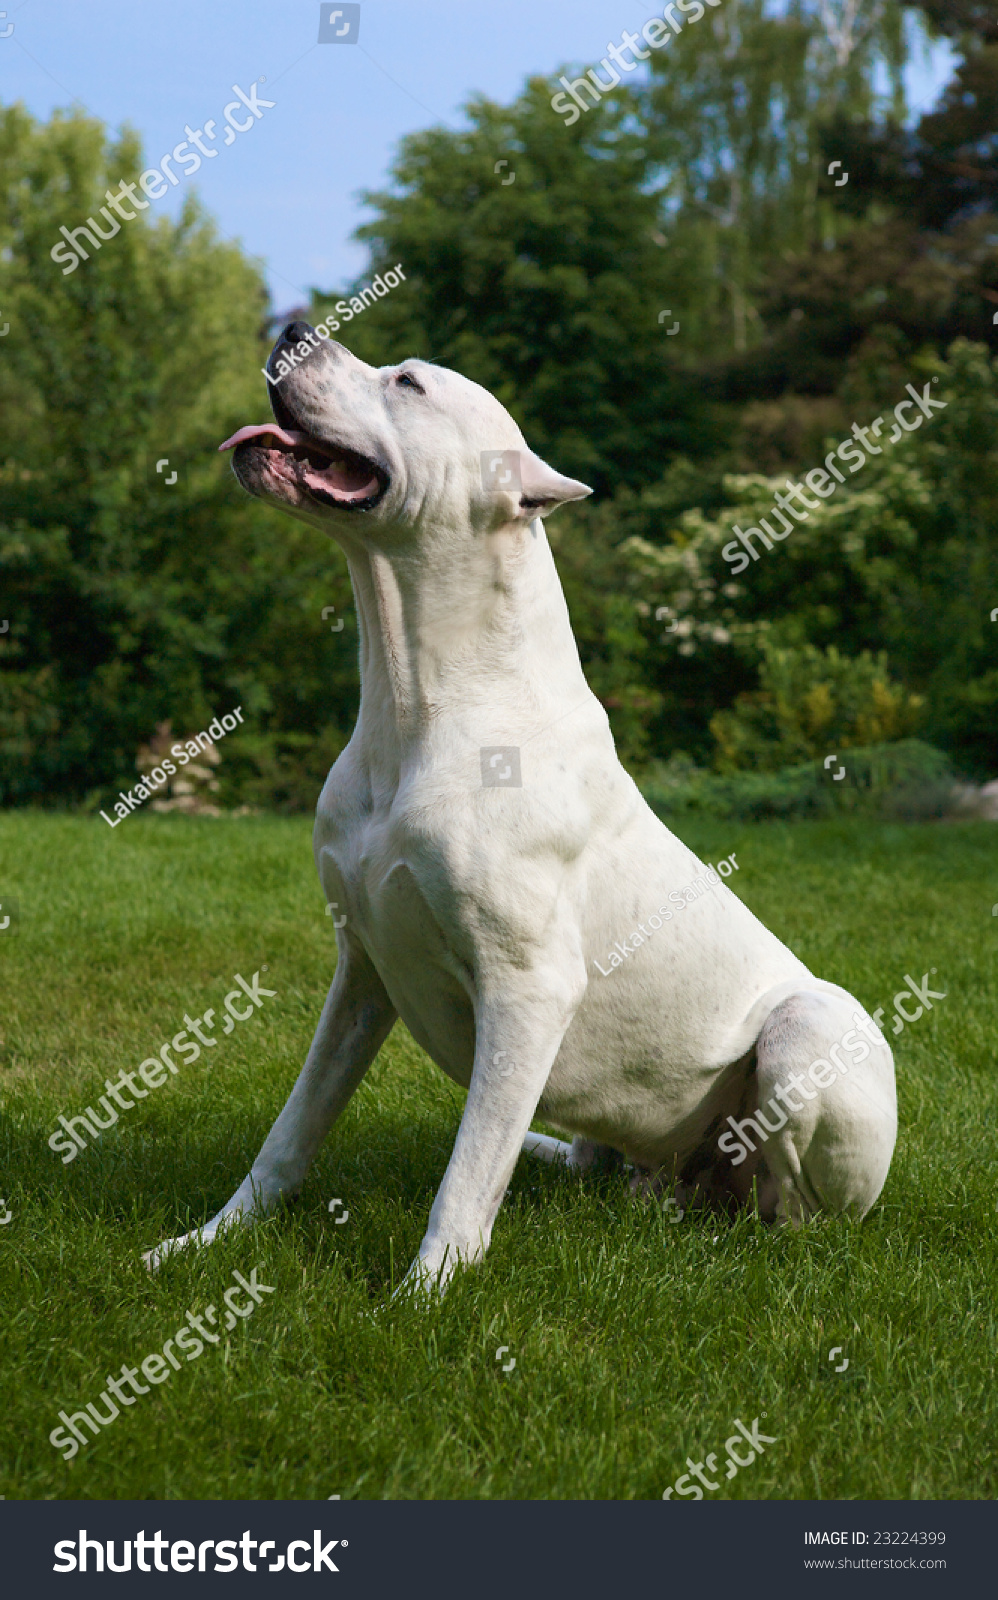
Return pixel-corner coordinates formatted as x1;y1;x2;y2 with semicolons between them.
146;325;897;1292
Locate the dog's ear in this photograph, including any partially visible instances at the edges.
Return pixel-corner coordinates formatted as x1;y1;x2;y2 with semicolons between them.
515;448;592;518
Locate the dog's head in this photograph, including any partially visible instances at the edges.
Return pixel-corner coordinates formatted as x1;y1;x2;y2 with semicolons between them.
220;323;591;541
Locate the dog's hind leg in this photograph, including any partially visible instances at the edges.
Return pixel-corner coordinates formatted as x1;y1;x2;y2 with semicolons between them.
144;942;396;1269
521;1132;573;1164
521;1132;624;1173
749;990;897;1226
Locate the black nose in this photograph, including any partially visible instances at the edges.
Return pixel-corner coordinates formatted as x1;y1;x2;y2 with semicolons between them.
281;320;314;344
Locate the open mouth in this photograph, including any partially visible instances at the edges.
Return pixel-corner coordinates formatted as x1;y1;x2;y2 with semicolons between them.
218;424;388;510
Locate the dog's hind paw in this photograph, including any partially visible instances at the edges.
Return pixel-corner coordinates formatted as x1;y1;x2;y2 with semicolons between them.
629;1164;671;1202
773;1178;812;1230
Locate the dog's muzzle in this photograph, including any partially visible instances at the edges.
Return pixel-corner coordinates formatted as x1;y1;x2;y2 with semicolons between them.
219;322;389;510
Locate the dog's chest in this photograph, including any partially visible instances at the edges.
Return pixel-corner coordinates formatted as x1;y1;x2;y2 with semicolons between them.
316;797;479;1083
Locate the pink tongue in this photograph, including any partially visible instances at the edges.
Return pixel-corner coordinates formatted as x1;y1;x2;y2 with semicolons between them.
218;424;306;452
218;423;380;500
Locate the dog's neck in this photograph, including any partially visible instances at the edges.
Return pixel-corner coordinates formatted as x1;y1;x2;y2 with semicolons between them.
341;518;591;786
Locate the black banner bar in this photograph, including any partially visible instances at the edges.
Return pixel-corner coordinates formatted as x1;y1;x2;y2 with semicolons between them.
1;1499;987;1596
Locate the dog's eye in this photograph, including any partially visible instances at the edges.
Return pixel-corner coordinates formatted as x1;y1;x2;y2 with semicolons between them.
396;371;423;393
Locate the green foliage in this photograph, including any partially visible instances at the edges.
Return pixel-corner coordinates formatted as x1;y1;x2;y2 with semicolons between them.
720;5;998;411
312;80;722;493
0;105;358;808
640;738;955;822
642;0;909;355
2;1;997;812
215;725;348;815
590;342;998;775
914;0;997;45
709;641;924;772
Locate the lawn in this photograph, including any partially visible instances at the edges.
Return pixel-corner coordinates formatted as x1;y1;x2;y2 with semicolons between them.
0;811;995;1501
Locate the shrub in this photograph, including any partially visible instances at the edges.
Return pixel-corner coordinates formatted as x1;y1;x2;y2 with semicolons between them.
640;739;956;822
708;641;924;773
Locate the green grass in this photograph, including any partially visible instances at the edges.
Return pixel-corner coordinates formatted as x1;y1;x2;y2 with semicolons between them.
0;812;995;1501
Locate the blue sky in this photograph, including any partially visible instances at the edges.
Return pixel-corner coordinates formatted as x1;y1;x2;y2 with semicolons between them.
1;0;956;317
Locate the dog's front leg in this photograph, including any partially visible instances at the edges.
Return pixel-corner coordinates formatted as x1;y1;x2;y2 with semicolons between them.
145;942;396;1269
397;963;585;1299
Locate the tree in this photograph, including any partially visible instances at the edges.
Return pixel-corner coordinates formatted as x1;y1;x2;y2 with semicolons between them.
311;79;721;494
596;341;998;775
641;0;910;356
692;4;998;439
913;1;997;45
0;104;357;805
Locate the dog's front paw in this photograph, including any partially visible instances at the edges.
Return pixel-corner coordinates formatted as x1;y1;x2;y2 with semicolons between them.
143;1181;266;1271
142;1227;207;1273
391;1247;458;1306
143;1208;243;1272
392;1258;443;1306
